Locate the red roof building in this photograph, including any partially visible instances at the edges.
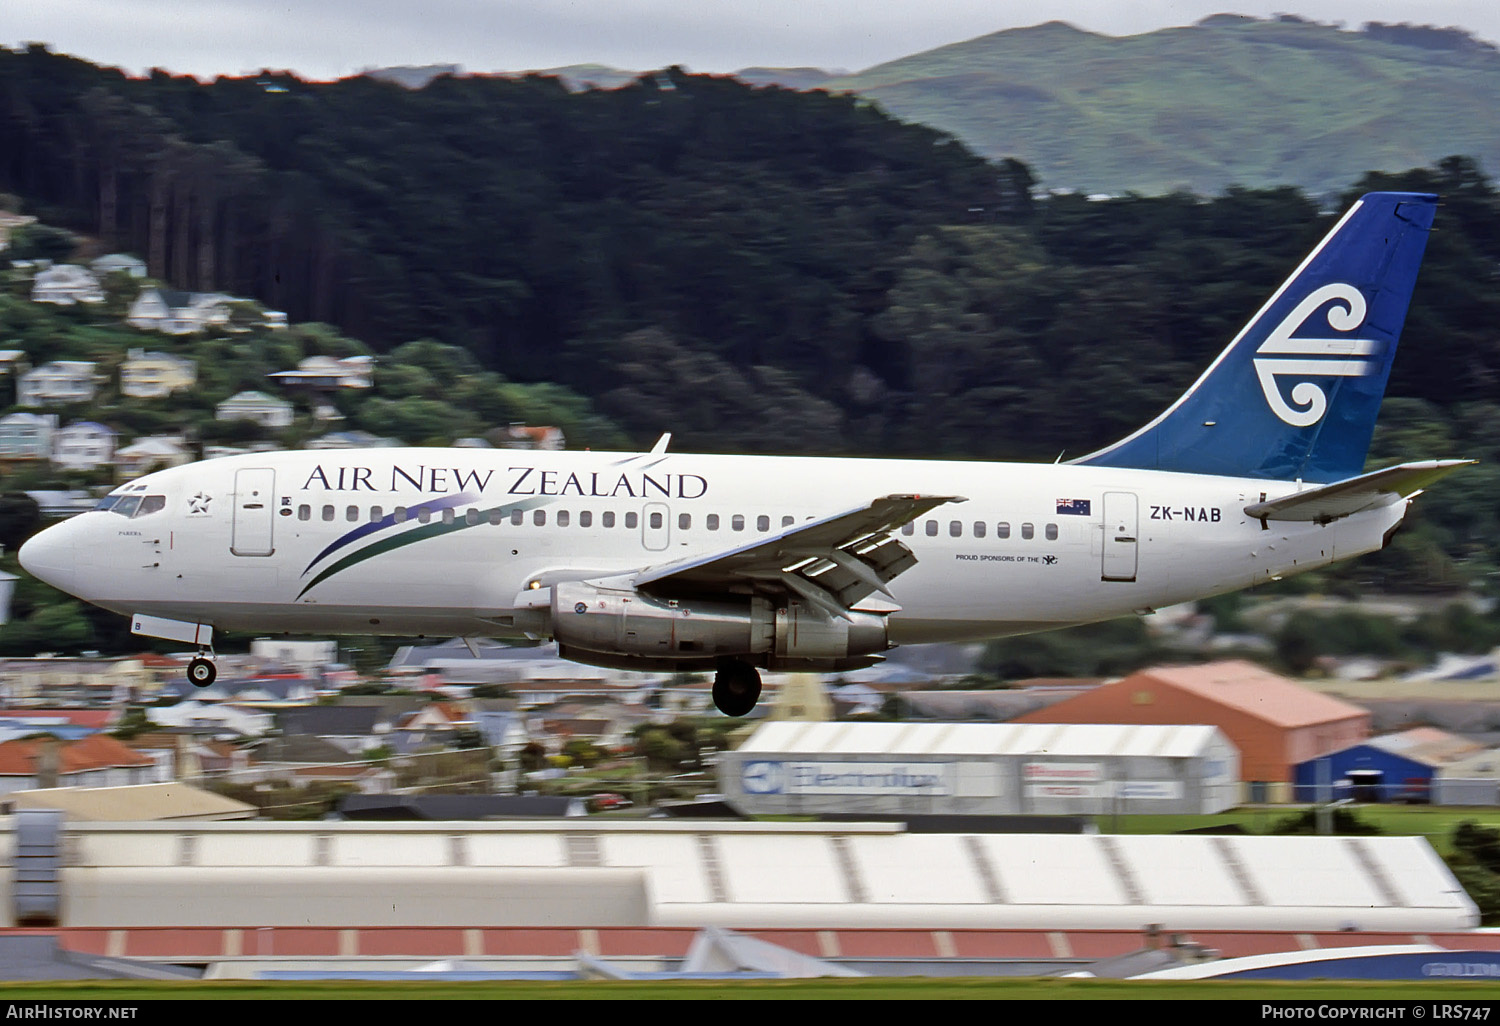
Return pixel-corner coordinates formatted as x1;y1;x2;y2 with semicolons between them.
0;734;164;797
1013;660;1370;801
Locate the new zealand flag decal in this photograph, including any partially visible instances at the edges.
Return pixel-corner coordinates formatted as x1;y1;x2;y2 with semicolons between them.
1056;498;1092;516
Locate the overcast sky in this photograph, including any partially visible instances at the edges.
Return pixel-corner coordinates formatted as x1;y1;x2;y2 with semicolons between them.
6;1;1499;81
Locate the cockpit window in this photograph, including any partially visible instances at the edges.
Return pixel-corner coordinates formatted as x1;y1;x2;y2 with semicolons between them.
134;495;166;517
94;494;124;512
111;495;142;518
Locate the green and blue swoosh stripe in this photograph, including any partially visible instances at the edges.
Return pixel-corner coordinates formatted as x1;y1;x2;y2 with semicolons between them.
296;493;553;598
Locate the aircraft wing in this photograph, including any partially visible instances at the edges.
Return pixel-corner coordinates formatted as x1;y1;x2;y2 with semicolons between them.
1242;459;1476;524
630;494;965;617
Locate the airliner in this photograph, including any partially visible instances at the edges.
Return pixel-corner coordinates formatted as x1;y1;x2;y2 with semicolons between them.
18;191;1470;715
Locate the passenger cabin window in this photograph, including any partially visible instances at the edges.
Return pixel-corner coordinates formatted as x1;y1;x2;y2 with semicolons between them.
925;520;938;537
417;508;431;524
902;522;914;536
678;513;691;530
322;505;335;522
579;511;593;528
299;504;311;522
707;514;720;531
1045;523;1059;541
489;509;504;525
602;511;616;528
757;515;770;532
731;514;745;532
997;522;1010;539
557;510;570;527
370;506;383;522
394;507;407;523
511;510;524;526
533;510;546;526
782;515;795;528
442;508;455;525
1022;523;1034;540
466;509;480;526
625;512;638;529
649;511;663;529
974;521;986;538
346;506;359;522
949;521;962;538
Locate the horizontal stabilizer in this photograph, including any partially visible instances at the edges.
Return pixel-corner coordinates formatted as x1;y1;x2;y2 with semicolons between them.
1242;459;1476;524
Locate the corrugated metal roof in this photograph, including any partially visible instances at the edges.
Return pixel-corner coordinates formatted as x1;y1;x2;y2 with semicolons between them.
736;720;1224;758
1132;661;1368;728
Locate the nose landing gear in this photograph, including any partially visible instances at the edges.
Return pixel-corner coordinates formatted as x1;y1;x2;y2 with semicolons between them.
187;652;218;688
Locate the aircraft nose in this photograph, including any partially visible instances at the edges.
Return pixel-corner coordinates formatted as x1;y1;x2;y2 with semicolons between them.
18;522;78;596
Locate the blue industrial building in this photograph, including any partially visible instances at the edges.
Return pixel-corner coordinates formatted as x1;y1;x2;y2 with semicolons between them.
1294;728;1483;803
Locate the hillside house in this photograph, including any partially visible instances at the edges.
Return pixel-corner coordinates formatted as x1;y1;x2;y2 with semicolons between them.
90;253;147;278
0;412;57;460
127;288;232;335
268;355;374;390
51;420;116;471
120;348;197;398
114;435;191;479
30;264;103;305
216;390;293;428
17;361;98;406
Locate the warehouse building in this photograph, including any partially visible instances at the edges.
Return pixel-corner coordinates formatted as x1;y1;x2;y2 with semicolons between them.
718;720;1240;817
1294;728;1485;803
1014;661;1369;802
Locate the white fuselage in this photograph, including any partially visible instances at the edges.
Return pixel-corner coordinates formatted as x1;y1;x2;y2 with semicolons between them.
19;448;1405;647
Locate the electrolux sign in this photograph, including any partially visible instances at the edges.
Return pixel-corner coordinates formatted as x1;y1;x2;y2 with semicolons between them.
740;760;952;796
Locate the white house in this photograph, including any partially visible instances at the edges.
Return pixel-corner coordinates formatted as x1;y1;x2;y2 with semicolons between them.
30;264;103;305
0;413;57;459
216;390;294;428
114;435;191;479
51;420;116;471
17;361;99;406
90;253;147;278
127;288;232;335
267;355;375;390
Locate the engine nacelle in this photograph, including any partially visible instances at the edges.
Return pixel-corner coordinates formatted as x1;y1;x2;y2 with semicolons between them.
550;580;888;666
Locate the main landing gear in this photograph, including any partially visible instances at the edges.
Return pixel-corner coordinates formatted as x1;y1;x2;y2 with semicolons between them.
712;657;762;717
187;652;218;688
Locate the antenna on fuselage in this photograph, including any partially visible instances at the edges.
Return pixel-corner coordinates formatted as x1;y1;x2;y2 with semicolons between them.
650;433;671;455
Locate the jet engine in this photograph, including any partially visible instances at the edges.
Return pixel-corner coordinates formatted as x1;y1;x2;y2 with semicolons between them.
549;580;888;671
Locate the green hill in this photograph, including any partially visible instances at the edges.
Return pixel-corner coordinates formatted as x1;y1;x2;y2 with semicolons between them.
823;16;1500;195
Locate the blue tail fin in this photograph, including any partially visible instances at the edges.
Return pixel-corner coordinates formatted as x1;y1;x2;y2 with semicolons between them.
1074;192;1437;482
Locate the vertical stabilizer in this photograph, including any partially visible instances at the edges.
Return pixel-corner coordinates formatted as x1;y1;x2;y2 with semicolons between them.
1075;192;1437;481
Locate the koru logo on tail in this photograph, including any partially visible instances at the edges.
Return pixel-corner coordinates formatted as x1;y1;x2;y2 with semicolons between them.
1253;283;1379;427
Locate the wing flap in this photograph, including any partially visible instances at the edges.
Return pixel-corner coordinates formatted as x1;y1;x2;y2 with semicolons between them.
632;493;964;608
1242;459;1475;524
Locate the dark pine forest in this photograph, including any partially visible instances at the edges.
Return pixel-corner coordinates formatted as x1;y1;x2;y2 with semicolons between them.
4;44;1500;593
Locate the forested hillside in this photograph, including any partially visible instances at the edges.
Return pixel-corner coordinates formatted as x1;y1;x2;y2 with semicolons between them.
3;44;1500;597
